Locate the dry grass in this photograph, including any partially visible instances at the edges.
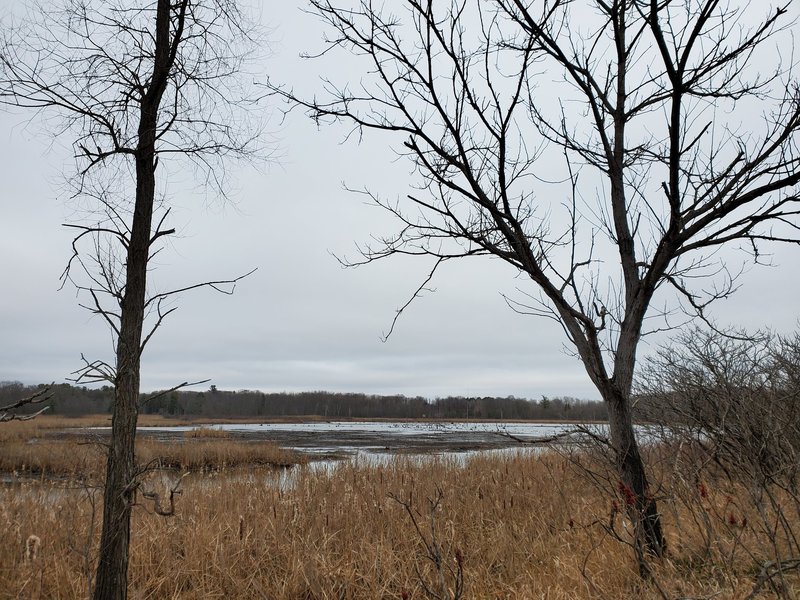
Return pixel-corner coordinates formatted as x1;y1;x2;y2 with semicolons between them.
0;423;303;478
0;414;314;436
3;443;797;599
136;438;303;471
0;453;615;599
0;414;205;436
1;418;797;598
183;426;231;439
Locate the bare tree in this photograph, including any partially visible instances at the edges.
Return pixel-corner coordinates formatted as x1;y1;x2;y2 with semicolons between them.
0;1;262;597
270;0;800;563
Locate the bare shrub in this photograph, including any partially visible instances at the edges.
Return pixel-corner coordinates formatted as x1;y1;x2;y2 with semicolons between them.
637;328;800;597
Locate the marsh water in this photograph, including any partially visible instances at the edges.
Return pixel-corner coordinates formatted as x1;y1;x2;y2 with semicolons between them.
128;420;609;461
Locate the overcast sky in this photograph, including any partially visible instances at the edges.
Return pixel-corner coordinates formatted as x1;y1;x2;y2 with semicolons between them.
1;1;798;400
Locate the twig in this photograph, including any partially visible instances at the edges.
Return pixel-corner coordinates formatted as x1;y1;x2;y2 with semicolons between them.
139;473;189;517
0;387;52;422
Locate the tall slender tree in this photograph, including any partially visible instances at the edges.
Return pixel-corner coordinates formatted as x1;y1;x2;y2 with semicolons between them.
272;0;800;567
1;1;262;597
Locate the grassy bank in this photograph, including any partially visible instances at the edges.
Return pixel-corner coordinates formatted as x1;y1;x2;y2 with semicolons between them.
3;444;798;598
0;419;304;478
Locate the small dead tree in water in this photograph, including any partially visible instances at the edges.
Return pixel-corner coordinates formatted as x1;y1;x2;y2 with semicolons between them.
0;1;264;598
270;0;800;565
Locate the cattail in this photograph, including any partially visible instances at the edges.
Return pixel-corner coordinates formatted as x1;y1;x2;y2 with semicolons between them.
618;481;637;507
698;482;708;499
25;535;41;562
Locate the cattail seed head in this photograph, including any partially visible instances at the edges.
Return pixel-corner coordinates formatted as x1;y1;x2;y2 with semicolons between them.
25;535;41;562
698;482;708;499
618;481;637;507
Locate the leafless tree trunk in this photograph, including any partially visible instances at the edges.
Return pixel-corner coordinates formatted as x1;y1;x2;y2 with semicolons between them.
270;0;800;564
91;3;173;594
1;1;262;597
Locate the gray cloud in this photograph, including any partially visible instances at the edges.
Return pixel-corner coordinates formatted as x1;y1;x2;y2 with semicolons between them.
1;1;798;401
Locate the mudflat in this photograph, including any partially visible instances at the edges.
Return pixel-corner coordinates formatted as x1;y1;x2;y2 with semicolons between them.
73;420;570;458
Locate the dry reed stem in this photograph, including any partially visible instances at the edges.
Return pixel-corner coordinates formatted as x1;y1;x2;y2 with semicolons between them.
2;418;797;598
184;426;231;439
3;447;797;599
0;434;304;479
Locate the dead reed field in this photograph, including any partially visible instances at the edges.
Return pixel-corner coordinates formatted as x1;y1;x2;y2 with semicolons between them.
0;414;202;433
3;432;798;599
0;420;303;478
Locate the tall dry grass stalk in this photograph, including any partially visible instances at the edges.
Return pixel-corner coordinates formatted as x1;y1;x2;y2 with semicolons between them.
3;445;797;599
0;414;210;438
0;431;303;479
183;426;231;439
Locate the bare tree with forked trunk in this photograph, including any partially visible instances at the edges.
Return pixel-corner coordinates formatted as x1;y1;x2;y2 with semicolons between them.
0;1;263;597
270;0;800;568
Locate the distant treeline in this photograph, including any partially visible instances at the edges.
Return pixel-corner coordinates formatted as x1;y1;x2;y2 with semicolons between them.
0;381;607;421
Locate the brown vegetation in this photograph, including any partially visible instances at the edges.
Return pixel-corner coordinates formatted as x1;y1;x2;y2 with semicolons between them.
0;420;303;479
0;414;205;434
2;431;798;598
183;426;231;439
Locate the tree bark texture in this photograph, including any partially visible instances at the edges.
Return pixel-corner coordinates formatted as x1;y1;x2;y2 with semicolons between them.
92;1;178;597
606;386;666;564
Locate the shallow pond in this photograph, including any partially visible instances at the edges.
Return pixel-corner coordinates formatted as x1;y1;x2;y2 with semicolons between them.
117;420;621;461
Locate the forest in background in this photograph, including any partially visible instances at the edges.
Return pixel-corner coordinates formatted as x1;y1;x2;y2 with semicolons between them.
0;380;604;421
